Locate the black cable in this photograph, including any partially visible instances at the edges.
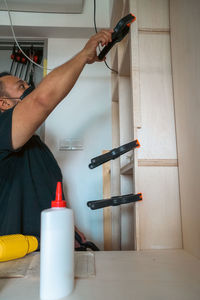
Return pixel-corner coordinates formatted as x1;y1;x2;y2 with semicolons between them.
93;0;118;74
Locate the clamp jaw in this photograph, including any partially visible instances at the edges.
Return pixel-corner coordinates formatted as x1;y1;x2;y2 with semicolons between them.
87;193;143;210
98;13;136;61
89;139;140;169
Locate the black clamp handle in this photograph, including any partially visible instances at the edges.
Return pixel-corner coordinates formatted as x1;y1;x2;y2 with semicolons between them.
87;193;143;210
98;13;136;60
89;139;140;169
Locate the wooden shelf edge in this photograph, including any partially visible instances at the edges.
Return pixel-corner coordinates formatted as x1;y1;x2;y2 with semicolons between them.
138;159;178;167
120;159;178;175
120;161;134;175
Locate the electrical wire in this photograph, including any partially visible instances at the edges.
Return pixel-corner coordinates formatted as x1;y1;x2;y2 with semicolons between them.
3;0;52;71
3;0;117;73
93;0;118;74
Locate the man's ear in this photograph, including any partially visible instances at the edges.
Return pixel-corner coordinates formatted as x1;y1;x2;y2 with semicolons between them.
0;98;11;112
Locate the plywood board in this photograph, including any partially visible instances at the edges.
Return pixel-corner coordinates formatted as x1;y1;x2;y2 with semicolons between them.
137;166;182;250
170;0;200;259
129;1;142;130
118;76;133;168
118;36;130;76
102;151;112;251
111;102;121;250
137;0;169;30
137;32;177;159
1;250;200;300
120;175;135;250
120;159;178;175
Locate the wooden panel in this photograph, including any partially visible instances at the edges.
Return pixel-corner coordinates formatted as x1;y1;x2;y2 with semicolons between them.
137;166;182;250
170;0;200;259
110;0;124;28
137;0;169;30
103;151;112;251
120;175;135;250
137;32;177;159
120;159;178;175
111;102;121;250
111;73;118;102
118;75;134;250
129;0;141;129
118;76;133;168
111;47;118;73
118;36;130;76
138;159;178;167
2;250;200;300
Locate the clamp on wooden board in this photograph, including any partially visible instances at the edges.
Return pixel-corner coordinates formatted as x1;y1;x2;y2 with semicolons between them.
98;13;136;60
89;139;140;169
87;193;143;210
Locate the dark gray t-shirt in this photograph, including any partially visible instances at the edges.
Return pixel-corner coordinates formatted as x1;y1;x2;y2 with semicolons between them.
0;107;63;236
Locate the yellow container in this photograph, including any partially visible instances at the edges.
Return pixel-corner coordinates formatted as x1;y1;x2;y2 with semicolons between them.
0;234;38;262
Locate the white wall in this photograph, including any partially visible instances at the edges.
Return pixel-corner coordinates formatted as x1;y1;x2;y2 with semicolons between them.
0;50;12;71
0;0;110;38
45;38;112;249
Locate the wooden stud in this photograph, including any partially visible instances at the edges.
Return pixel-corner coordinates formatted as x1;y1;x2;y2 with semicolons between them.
103;150;112;251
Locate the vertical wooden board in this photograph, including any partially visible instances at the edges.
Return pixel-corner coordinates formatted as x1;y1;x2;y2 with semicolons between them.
129;0;141;250
103;151;112;251
118;36;130;76
120;175;135;250
129;1;142;130
137;32;177;159
170;0;200;259
137;166;182;250
110;0;124;28
118;77;135;250
137;0;169;30
111;102;121;250
118;77;133;168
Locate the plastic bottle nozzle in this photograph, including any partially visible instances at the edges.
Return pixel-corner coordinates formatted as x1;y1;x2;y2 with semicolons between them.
56;182;62;201
51;182;66;208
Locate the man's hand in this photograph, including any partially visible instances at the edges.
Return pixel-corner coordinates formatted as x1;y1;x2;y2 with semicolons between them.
81;29;113;64
75;226;86;249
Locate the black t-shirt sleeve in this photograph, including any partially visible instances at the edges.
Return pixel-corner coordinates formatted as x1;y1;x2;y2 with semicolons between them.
0;107;15;152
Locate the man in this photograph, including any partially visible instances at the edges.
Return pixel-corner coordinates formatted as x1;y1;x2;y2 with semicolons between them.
0;29;112;247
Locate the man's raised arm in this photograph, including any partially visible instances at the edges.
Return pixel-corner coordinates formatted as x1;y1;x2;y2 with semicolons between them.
11;30;112;150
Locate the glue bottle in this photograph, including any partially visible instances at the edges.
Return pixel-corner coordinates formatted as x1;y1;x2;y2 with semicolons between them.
40;182;74;300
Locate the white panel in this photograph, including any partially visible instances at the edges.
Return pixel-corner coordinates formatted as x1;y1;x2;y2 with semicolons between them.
137;32;177;159
137;0;169;29
137;166;182;250
1;0;84;13
0;0;110;29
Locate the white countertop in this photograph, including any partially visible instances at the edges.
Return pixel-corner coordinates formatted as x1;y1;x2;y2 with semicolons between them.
0;249;200;300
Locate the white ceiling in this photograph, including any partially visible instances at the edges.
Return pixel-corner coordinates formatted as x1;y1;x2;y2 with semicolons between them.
1;0;84;14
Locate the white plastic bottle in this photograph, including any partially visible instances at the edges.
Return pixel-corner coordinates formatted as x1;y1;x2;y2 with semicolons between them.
40;182;74;300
